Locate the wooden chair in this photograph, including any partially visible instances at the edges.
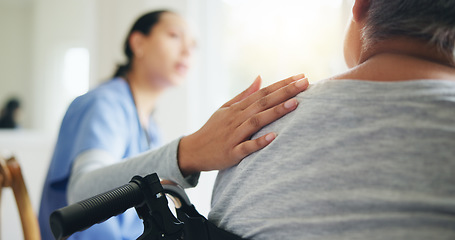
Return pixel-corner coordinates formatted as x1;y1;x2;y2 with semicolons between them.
0;155;41;240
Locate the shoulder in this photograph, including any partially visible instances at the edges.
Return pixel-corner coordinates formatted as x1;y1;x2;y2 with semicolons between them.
68;78;135;117
78;78;130;104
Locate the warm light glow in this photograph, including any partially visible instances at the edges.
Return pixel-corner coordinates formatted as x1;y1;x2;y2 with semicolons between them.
220;0;349;94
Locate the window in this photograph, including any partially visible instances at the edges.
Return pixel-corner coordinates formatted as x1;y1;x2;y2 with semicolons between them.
63;48;90;100
219;0;351;94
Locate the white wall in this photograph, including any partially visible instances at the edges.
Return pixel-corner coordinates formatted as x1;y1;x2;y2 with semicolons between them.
0;1;33;128
30;0;97;134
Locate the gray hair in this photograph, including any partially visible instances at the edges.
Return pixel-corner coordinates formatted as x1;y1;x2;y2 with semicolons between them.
362;0;455;63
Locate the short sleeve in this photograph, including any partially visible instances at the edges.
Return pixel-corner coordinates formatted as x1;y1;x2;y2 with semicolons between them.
47;89;134;188
72;94;130;159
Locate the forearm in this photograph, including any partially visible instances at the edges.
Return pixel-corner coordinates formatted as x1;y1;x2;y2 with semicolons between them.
67;74;308;204
67;138;199;204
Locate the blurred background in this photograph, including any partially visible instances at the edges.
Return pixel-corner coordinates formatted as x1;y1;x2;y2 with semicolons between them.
0;0;351;238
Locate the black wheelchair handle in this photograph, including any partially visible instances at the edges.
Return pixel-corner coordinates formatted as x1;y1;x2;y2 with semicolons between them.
49;180;144;240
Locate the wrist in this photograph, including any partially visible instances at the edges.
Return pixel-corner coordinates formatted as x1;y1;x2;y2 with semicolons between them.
178;134;200;177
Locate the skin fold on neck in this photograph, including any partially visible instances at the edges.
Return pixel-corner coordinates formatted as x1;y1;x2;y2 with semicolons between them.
331;38;455;82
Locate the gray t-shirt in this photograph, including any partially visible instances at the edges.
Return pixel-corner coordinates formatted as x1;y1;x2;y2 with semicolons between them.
209;79;455;240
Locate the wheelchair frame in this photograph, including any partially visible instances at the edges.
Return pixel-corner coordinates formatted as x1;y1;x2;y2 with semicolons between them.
49;173;244;240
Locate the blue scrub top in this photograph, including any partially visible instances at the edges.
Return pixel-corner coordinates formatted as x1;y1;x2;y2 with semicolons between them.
39;78;163;240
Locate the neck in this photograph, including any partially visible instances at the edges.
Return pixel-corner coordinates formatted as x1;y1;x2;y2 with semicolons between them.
360;37;454;67
332;38;455;81
126;72;163;129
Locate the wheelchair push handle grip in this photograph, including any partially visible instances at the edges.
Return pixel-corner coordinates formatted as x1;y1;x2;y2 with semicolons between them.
49;181;143;240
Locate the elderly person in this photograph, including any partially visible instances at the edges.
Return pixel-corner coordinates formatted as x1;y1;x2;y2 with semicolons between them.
209;0;455;239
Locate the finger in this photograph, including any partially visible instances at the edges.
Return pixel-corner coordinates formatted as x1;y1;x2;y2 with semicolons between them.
232;132;277;160
160;180;177;186
222;75;262;108
236;77;308;126
235;98;299;141
235;73;306;110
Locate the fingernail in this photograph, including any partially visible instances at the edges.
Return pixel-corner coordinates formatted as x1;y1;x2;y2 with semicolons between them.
265;132;276;142
284;98;298;109
295;78;308;88
292;73;306;80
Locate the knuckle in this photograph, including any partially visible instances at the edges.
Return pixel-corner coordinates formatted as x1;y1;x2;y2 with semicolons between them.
257;96;268;108
258;87;270;97
285;85;294;95
255;138;263;148
273;105;283;116
248;116;261;128
228;102;241;112
225;118;235;127
239;144;250;156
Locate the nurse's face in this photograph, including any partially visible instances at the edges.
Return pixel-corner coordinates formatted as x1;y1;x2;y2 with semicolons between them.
134;12;195;88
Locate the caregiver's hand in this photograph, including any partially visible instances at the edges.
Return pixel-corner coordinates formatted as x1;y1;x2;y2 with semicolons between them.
178;74;309;176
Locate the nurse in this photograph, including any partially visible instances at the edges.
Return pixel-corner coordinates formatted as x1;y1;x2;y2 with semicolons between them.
38;10;309;240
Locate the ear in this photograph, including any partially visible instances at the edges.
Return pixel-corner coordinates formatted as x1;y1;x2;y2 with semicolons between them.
352;0;370;22
129;31;145;58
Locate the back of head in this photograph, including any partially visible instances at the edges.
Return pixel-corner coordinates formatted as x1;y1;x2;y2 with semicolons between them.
363;0;455;63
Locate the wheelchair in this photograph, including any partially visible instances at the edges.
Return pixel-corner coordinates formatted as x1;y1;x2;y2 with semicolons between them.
49;173;244;240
